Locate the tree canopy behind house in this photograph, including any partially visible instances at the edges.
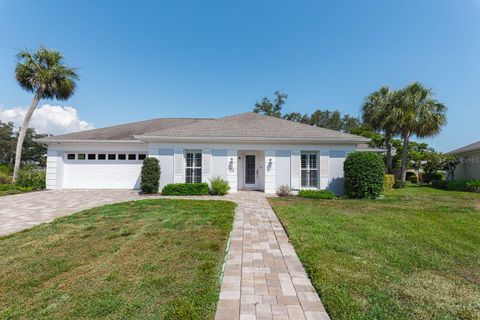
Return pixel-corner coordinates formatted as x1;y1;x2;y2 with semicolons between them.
0;120;48;166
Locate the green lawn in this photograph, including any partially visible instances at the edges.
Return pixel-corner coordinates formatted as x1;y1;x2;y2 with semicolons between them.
269;185;480;320
0;199;236;319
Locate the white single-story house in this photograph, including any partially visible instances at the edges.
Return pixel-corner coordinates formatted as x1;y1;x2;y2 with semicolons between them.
38;112;370;194
447;140;480;180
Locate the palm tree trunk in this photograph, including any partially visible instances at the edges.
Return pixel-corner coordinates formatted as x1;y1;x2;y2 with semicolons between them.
400;133;410;181
12;87;45;182
385;131;393;174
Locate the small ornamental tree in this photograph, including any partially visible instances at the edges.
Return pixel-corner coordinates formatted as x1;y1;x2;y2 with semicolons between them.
140;157;160;194
344;152;385;199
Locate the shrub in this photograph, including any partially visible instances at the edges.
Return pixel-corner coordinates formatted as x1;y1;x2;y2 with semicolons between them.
0;172;12;184
276;185;291;197
209;176;230;195
298;189;336;199
431;179;480;193
16;164;46;190
431;180;448;190
0;184;32;192
393;180;406;189
344;152;385;199
140;157;161;194
162;183;209;196
384;174;394;190
446;180;467;191
0;163;13;175
466;179;480;193
422;172;444;184
409;175;418;184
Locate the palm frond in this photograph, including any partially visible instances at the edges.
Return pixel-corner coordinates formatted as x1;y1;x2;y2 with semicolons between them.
15;47;79;100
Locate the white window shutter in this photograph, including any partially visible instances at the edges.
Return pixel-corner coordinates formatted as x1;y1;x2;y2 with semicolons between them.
319;150;330;189
202;149;212;182
291;150;301;189
174;148;184;183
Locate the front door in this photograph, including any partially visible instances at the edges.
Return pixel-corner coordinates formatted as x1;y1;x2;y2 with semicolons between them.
244;154;258;189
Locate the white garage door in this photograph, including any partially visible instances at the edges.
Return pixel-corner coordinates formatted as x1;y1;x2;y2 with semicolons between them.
62;152;147;189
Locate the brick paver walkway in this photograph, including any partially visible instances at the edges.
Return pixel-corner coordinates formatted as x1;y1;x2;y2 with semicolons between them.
1;190;329;319
216;191;330;320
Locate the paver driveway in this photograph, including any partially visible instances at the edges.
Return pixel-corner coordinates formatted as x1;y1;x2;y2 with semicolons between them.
0;190;329;319
0;190;145;236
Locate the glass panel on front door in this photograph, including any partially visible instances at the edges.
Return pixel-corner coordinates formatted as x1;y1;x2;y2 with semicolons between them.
245;155;256;184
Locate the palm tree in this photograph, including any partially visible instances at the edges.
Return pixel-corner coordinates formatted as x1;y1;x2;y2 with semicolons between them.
361;86;397;173
13;47;78;182
393;82;447;181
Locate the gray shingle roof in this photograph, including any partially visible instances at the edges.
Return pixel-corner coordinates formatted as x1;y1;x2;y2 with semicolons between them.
448;140;480;155
40;118;208;141
40;112;369;143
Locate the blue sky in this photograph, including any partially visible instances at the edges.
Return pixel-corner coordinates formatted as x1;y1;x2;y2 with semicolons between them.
0;0;479;151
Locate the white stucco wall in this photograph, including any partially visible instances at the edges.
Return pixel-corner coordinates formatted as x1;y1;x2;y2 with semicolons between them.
46;141;356;193
275;150;291;188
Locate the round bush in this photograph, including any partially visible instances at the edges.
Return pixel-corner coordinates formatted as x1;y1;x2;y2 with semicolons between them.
209;176;230;195
276;185;291;197
344;152;385;199
140;157;160;194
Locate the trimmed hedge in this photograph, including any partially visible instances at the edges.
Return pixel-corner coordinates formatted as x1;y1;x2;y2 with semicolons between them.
432;179;480;193
162;183;209;196
140;157;160;194
298;189;336;199
384;174;395;190
431;180;448;189
344;152;385;199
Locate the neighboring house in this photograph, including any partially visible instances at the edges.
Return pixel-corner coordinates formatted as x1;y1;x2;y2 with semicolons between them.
38;112;369;194
447;140;480;180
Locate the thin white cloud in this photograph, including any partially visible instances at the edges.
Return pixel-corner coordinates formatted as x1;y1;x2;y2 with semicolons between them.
0;104;94;135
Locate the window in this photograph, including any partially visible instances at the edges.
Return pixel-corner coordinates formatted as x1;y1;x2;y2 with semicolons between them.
65;153;146;161
301;151;318;188
185;150;202;183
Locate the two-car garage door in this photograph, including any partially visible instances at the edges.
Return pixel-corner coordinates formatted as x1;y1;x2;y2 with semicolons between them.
62;152;146;189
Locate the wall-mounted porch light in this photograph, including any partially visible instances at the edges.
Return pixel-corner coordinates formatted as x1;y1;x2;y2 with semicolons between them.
267;158;273;171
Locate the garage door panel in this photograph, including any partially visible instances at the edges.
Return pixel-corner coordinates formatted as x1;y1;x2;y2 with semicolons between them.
63;163;142;189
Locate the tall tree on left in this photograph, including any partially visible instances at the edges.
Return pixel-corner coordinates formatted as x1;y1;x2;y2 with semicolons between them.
13;47;79;182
